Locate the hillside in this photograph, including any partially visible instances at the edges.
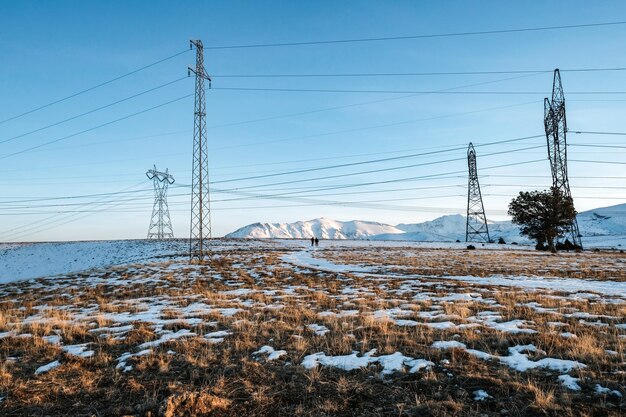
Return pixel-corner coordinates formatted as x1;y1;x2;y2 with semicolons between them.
226;203;626;246
226;218;404;239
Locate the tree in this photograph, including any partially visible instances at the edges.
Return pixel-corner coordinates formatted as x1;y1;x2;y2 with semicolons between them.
507;187;577;253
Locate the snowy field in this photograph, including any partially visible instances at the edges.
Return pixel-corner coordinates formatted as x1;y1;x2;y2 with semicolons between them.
0;239;624;416
0;238;532;283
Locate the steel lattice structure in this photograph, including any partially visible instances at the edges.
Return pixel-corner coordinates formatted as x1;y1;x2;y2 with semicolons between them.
543;69;582;248
188;40;213;261
466;142;490;243
146;165;175;240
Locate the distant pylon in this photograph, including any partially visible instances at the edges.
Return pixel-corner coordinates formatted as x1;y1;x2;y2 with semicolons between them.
146;165;175;240
543;69;582;248
188;39;213;261
466;143;490;243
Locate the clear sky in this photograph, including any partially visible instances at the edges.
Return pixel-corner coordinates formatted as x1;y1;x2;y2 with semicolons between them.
1;1;625;241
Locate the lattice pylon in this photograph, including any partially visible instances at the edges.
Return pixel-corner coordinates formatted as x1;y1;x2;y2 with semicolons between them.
146;165;175;240
543;69;582;248
466;143;490;243
189;39;213;261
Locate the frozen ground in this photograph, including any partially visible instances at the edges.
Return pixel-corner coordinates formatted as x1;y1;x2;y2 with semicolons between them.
0;239;187;283
0;239;624;416
0;238;531;283
0;238;289;283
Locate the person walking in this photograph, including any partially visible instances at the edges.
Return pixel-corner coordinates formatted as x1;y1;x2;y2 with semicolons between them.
311;237;315;247
314;237;319;247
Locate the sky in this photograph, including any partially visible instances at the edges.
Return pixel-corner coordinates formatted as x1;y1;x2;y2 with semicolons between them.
1;1;625;241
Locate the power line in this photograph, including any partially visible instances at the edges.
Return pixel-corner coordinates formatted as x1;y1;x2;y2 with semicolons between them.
491;174;626;180
0;158;546;210
0;190;154;242
213;100;539;151
6;180;626;211
0;137;541;205
0;157;573;239
0;195;155;210
570;159;626;165
483;184;626;190
204;159;547;203
213;86;626;95
570;144;626;149
0;49;190;125
212;66;626;78
206;185;466;203
0;181;150;240
204;21;626;50
0;77;538;164
0;77;188;145
212;134;544;184
182;158;544;197
29;129;192;153
0;93;193;160
212;145;546;191
571;130;626;136
209;73;542;132
487;193;626;200
0;188;153;204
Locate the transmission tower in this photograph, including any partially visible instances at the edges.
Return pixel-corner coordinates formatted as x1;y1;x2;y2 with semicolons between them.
543;69;582;248
466;142;491;243
188;39;213;261
146;165;175;240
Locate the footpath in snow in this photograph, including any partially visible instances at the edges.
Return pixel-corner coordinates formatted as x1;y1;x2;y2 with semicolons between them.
282;250;626;298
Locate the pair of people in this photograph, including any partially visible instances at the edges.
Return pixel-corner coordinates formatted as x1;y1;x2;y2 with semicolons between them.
310;237;319;247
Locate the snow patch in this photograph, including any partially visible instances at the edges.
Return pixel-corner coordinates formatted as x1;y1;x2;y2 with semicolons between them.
473;390;491;401
432;341;586;373
138;329;195;349
35;360;61;375
558;374;581;391
307;324;330;336
302;349;433;377
252;345;287;361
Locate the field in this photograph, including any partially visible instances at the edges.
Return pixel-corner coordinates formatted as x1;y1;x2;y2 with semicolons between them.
0;239;624;416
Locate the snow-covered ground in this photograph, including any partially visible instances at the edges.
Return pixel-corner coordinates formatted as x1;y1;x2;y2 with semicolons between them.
2;234;624;284
0;238;531;283
0;238;623;414
282;249;626;298
0;240;187;283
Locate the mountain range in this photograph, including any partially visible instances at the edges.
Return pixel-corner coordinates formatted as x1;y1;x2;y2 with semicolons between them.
226;203;626;247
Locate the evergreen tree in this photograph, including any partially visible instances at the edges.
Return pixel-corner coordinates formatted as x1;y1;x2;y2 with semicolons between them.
508;187;577;253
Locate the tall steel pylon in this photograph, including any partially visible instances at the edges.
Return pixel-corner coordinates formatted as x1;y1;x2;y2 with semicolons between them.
146;165;175;240
543;69;582;248
466;142;490;243
188;39;212;261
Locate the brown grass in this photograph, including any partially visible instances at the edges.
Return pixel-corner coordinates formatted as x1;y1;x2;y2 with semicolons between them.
0;244;624;416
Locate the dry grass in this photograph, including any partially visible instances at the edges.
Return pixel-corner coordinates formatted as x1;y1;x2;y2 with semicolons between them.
0;244;624;416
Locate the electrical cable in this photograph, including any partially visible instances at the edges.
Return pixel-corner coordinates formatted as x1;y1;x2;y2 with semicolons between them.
0;49;190;125
211;66;626;78
204;21;626;50
212;86;626;95
0;77;188;145
0;94;193;160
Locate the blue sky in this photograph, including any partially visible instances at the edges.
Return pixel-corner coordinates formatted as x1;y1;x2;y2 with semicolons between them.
1;1;625;241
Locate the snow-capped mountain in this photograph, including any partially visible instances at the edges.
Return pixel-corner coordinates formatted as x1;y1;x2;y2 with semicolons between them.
226;218;404;239
226;204;626;246
577;204;626;236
